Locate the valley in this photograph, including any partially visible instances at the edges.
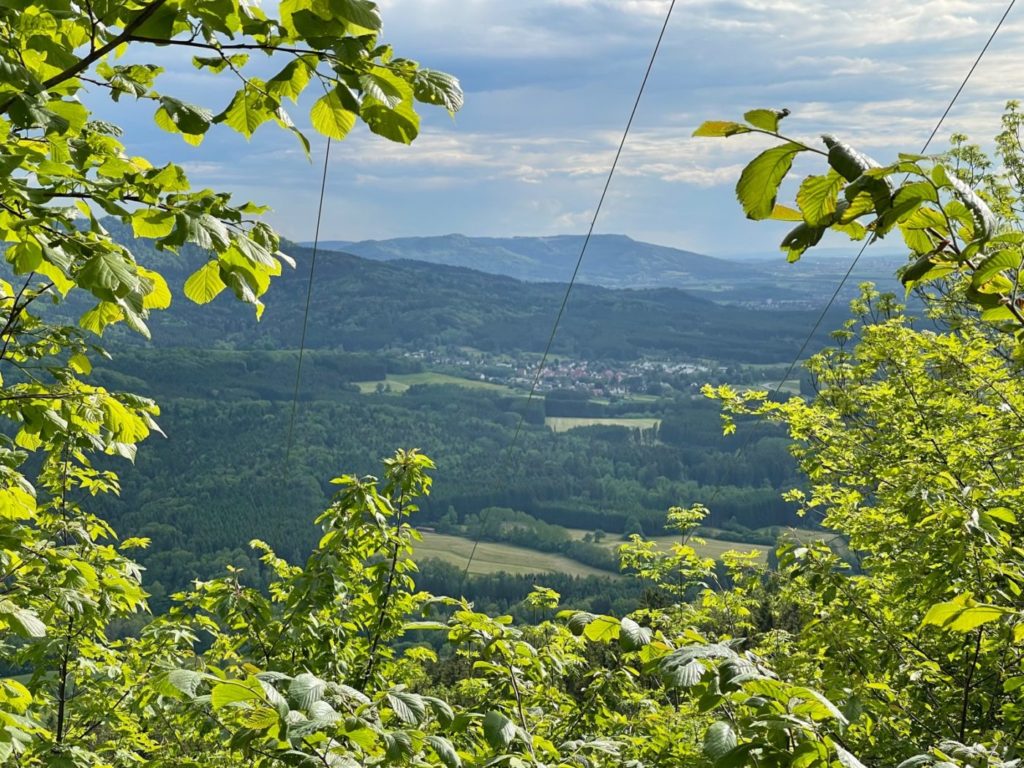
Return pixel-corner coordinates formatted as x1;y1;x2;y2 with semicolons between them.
64;222;856;608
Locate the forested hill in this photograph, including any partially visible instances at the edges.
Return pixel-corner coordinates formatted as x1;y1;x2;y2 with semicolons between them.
314;233;757;289
105;224;840;364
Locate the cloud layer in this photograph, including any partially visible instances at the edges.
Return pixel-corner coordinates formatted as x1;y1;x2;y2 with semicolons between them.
108;0;1024;255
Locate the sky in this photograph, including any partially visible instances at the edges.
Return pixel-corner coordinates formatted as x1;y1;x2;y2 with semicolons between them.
98;0;1024;257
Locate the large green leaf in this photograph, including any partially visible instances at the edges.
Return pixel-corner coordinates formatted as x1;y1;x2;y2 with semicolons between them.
618;617;652;650
310;88;358;140
482;711;515;750
386;690;425;725
583;615;621;643
362;96;420;144
780;222;825;263
184;261;227;304
211;677;264;710
796;171;844;226
155;96;213;137
288;672;326;709
218;83;274;138
703;721;737;762
427;735;461;768
332;0;382;31
413;69;464;113
78;251;138;298
972;250;1022;288
736;143;804;220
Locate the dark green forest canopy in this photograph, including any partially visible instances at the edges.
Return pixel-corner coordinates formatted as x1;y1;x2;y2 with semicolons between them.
95;219;843;363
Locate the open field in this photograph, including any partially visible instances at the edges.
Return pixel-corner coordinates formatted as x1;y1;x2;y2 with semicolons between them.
545;417;661;433
410;528;779;579
356;372;516;395
411;532;613;577
568;528;772;563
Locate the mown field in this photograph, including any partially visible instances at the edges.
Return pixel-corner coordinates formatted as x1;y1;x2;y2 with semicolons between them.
410;528;790;577
567;528;771;563
545;417;662;433
411;531;612;577
355;372;517;395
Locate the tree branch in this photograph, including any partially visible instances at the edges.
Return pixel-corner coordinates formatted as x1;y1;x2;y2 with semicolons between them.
0;0;171;117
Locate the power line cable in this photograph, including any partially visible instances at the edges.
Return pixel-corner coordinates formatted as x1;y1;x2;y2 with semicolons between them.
768;0;1016;400
698;0;1017;525
284;137;332;469
461;0;678;579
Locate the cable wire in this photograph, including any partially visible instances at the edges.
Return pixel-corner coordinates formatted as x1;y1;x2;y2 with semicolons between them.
461;0;678;579
768;0;1016;401
284;137;332;469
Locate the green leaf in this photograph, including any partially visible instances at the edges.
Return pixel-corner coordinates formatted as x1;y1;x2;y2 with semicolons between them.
736;143;804;220
482;711;516;750
949;606;1007;632
288;673;326;709
362;95;419;144
131;209;176;239
332;0;383;31
386;690;425;725
744;108;789;132
583;615;621;643
797;171;844;226
662;658;704;688
211;677;264;710
360;70;405;109
424;696;455;728
165;670;204;698
78;251;139;298
384;730;415;762
834;744;868;768
427;735;462;768
310;88;358;140
566;611;595;636
703;721;737;762
823;135;879;182
184;261;227;304
769;204;803;221
413;70;464;113
267;57;314;101
780;222;825;263
972;250;1022;289
156;96;213;137
239;706;280;730
947;173;996;241
7;607;45;638
218;84;274;138
618;617;652;650
693;121;751;138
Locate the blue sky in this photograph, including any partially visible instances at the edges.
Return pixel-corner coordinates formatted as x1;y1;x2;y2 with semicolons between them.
100;0;1024;257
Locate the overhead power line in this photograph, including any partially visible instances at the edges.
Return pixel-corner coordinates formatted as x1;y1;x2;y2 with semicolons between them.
462;0;679;579
284;137;333;470
771;0;1017;398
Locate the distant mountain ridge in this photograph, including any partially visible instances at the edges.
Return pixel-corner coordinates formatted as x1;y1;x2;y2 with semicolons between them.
312;233;757;290
76;220;839;364
311;233;906;308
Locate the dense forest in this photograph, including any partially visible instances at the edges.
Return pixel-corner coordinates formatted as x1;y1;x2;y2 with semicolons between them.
4;3;1024;768
89;345;800;602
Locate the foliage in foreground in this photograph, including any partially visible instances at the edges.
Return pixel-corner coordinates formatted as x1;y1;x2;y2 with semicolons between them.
4;1;1024;764
7;293;1024;766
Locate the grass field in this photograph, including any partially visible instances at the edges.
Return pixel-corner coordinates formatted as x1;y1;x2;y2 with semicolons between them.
545;417;661;433
356;372;516;395
567;528;771;563
410;528;776;578
411;532;613;577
